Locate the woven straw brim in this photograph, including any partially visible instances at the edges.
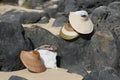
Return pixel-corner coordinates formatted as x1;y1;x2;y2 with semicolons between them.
59;25;79;40
69;12;94;34
20;51;46;73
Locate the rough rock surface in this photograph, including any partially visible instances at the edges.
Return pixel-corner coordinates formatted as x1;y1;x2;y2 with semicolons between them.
90;1;120;68
112;27;120;51
60;31;94;70
53;12;67;27
30;0;59;18
1;0;17;4
3;0;120;26
8;76;27;80
67;64;88;76
0;1;120;79
58;0;120;15
55;0;120;26
0;22;32;71
0;5;46;24
83;66;120;80
91;2;120;32
24;26;59;49
38;16;50;23
29;0;50;9
90;30;118;68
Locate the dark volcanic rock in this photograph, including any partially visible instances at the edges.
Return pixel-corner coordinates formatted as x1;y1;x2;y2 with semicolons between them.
112;27;120;68
38;16;50;23
55;0;120;28
90;6;110;30
59;38;89;68
24;26;59;49
45;6;58;18
67;64;88;76
112;27;120;48
83;66;120;80
58;0;120;15
90;2;120;69
1;0;17;4
58;33;94;75
108;1;120;11
59;28;119;75
0;22;32;71
8;76;27;80
90;30;118;68
29;0;50;9
0;7;46;24
28;0;59;18
91;2;120;31
63;0;78;15
53;12;67;27
29;0;42;8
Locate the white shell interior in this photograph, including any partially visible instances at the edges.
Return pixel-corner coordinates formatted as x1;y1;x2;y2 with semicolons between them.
73;10;88;17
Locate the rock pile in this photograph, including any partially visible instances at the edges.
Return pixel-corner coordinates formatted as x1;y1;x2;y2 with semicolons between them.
1;0;120;26
0;22;32;71
0;5;46;24
83;66;120;80
0;0;120;80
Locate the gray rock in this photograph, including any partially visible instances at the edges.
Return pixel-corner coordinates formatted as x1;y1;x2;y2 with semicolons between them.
76;0;99;8
29;0;50;9
44;4;58;18
45;8;57;18
24;26;59;49
91;6;110;30
2;0;17;4
58;0;120;15
108;2;120;11
0;7;46;24
91;2;120;31
67;64;88;77
56;0;120;26
90;2;120;69
83;66;120;80
76;0;120;8
29;0;42;9
8;76;27;80
64;0;78;15
53;13;67;27
59;39;89;68
90;30;118;68
112;27;120;67
38;16;50;23
112;27;120;46
0;22;32;71
33;0;59;18
58;33;94;75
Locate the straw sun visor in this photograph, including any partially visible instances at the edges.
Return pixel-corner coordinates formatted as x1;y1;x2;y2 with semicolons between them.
59;23;79;40
69;11;94;34
20;50;46;73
